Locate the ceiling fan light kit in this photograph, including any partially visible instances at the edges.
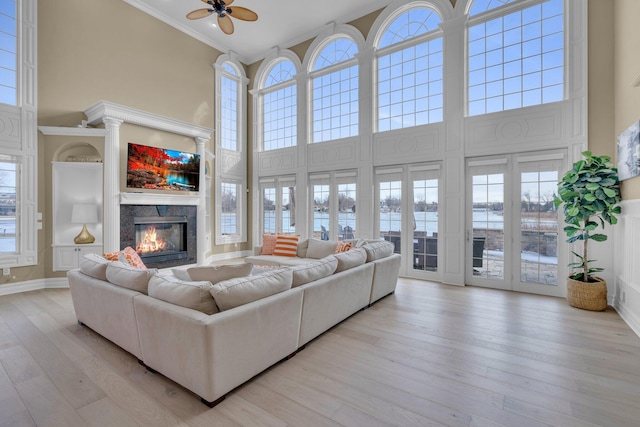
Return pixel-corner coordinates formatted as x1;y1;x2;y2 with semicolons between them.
186;0;258;35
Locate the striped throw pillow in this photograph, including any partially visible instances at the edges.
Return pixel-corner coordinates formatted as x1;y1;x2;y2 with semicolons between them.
272;235;299;257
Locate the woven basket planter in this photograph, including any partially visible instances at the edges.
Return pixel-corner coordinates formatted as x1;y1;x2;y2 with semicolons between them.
566;276;607;311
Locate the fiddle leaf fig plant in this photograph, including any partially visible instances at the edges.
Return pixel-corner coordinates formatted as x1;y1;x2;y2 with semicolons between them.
554;151;622;282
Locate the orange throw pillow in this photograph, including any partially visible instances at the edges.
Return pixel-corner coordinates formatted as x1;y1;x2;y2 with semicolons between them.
119;246;147;269
261;234;278;255
335;241;352;253
102;251;120;262
272;235;299;257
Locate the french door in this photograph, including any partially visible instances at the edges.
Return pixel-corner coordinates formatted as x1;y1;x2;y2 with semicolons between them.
466;152;565;296
375;164;441;279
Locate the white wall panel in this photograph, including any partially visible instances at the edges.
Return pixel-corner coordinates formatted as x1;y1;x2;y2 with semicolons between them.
373;125;442;166
613;200;640;337
258;149;297;175
307;138;358;171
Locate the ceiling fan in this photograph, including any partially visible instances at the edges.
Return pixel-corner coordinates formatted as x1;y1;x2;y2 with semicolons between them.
186;0;258;35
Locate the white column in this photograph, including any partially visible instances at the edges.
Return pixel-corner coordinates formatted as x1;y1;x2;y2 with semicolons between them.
196;136;208;264
102;117;123;253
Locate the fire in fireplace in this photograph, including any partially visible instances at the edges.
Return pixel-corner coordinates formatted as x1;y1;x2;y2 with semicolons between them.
134;216;187;264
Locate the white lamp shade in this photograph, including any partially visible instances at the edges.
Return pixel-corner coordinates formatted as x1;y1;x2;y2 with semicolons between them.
71;204;98;224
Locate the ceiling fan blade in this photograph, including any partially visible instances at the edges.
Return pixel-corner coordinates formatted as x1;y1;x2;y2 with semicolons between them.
217;15;234;34
225;0;235;5
186;8;212;20
228;6;258;21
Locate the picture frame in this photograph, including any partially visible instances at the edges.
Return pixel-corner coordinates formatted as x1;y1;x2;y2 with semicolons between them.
617;120;640;181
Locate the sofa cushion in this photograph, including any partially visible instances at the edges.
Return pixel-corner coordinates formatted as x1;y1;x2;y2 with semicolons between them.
289;256;338;287
362;240;395;262
260;234;278;255
148;275;218;315
334;247;367;272
272;234;299;257
210;268;293;311
105;261;158;294
79;253;111;281
172;268;192;281
306;238;338;259
296;238;310;258
187;263;253;284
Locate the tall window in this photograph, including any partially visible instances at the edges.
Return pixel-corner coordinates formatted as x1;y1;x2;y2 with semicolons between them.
215;58;247;244
311;38;359;143
261;177;296;235
220;63;238;151
468;0;564;115
310;171;357;241
377;7;443;131
0;0;16;106
220;181;238;236
263;60;297;151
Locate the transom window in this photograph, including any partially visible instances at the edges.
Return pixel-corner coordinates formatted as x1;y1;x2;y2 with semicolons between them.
263;60;297;151
377;7;443;131
311;38;359;143
0;0;17;106
468;0;564;116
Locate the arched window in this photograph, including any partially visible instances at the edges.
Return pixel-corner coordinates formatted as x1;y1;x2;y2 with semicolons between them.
376;7;443;131
262;60;297;151
467;0;564;115
310;37;359;143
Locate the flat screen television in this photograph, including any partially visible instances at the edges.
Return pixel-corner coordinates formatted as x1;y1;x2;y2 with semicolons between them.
126;142;200;192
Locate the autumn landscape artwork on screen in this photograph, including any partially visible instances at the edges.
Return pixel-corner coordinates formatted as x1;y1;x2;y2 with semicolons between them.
126;142;200;192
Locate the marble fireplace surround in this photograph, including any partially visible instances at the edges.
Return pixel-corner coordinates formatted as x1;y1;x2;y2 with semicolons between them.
84;101;213;264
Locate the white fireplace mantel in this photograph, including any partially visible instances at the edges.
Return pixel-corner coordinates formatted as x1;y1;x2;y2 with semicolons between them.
120;192;200;206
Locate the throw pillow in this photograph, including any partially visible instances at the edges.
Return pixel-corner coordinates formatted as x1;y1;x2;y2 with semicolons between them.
306;238;339;259
148;275;218;315
119;246;147;269
260;234;278;255
210;268;293;311
272;235;299;257
187;263;253;284
335;241;352;253
102;250;120;262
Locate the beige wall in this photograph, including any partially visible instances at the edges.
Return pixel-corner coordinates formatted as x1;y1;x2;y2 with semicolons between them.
613;0;640;199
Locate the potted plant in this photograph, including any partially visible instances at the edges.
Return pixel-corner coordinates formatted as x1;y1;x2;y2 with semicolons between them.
554;151;622;311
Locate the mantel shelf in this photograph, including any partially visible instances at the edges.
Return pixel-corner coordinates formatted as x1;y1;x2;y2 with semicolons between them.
120;192;200;206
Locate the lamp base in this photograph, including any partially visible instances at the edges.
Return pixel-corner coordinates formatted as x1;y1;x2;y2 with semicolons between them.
74;224;95;244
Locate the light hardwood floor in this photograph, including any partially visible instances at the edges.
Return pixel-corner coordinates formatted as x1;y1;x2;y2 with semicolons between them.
1;278;640;427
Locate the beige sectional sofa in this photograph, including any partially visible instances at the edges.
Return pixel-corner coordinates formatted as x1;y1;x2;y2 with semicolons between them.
67;240;400;407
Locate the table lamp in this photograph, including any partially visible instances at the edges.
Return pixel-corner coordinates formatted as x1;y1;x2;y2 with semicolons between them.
71;203;98;244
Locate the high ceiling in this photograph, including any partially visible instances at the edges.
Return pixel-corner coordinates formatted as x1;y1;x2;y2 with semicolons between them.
124;0;395;65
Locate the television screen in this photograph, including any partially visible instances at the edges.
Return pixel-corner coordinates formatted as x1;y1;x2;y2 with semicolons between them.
126;142;200;192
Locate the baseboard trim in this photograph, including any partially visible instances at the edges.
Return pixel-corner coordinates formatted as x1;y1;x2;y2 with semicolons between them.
0;277;69;296
614;300;640;338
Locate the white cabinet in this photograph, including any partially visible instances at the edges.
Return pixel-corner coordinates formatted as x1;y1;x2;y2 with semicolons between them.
52;162;103;271
53;244;103;271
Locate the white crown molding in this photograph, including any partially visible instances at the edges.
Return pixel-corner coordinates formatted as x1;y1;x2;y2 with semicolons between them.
120;192;200;206
38;126;108;137
84;101;213;140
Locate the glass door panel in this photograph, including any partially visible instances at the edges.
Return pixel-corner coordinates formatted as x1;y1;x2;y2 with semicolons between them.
412;175;439;272
471;172;505;280
378;180;402;254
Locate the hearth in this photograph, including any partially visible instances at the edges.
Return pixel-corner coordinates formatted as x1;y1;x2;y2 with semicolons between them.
120;204;197;269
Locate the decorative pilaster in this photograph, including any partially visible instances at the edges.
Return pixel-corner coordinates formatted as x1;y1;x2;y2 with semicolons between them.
196;136;209;264
103;117;123;253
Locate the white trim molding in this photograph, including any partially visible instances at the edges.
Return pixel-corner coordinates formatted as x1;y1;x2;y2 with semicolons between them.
613;199;640;337
0;278;68;297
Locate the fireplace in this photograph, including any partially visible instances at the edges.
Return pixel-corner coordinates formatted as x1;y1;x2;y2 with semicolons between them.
134;216;187;264
121;204;197;269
